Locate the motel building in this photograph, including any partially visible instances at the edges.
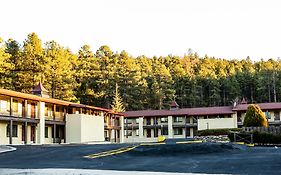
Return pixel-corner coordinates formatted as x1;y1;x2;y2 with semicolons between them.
0;83;122;145
122;101;281;143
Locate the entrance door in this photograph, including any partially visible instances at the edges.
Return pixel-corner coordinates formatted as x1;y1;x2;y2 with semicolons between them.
31;126;35;143
147;129;151;138
31;103;36;118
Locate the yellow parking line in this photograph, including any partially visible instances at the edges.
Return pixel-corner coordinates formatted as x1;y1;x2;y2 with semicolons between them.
86;146;133;157
176;140;203;144
140;142;166;146
85;145;139;159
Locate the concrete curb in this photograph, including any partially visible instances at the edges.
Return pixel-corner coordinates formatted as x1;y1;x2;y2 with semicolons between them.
0;168;214;175
0;145;16;154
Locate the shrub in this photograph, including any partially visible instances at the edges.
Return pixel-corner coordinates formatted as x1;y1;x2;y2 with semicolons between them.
198;128;242;136
252;131;281;144
244;104;268;127
228;131;281;144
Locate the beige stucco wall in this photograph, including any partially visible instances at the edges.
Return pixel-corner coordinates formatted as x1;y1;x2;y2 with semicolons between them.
198;117;237;130
81;114;104;142
65;114;81;143
66;114;104;143
0;122;23;145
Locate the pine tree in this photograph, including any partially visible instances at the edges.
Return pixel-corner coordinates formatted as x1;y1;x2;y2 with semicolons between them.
111;83;125;112
0;38;11;89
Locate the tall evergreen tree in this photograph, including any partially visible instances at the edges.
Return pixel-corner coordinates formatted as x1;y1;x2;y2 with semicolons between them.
111;83;125;112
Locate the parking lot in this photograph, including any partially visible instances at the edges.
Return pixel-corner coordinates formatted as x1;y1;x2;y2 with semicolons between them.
0;142;281;174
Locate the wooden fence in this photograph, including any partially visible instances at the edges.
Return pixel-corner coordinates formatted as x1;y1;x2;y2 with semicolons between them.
243;126;281;135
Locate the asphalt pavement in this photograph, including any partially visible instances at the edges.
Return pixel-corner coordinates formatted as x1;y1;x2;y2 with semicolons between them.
0;142;280;174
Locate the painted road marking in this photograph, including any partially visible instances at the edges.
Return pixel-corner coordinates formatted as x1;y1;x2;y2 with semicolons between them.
176;140;203;144
85;145;139;159
140;143;166;146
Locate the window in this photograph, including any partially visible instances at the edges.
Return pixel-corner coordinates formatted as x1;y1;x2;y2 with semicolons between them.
173;116;183;122
12;100;18;113
265;111;271;119
45;127;48;138
45;106;49;117
174;128;183;135
125;129;132;136
162;128;168;135
125;118;133;124
160;117;168;123
0;100;8;113
6;124;18;137
146;118;151;125
274;112;280;121
136;118;139;124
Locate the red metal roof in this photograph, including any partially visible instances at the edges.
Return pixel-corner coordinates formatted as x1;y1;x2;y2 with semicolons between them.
233;103;281;111
123;106;234;118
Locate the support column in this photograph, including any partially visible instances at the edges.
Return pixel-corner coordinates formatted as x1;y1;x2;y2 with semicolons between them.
10;97;13;116
120;116;125;143
53;124;57;143
139;117;144;139
53;104;56;121
168;116;173;139
232;113;238;128
185;115;187;138
24;121;28;144
24;100;28;118
9;120;13;144
38;101;45;144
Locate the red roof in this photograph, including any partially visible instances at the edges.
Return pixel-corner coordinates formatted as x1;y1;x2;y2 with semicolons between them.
123;106;234;118
233;103;281;111
170;101;179;107
32;82;48;92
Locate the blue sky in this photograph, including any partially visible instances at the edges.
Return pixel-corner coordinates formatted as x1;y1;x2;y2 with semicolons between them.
1;0;281;60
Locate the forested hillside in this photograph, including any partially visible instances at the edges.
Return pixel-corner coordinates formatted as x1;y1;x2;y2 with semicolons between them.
0;33;280;110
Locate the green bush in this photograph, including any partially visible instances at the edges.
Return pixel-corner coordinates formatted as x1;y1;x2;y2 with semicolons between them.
198;128;242;136
244;104;268;127
253;131;281;144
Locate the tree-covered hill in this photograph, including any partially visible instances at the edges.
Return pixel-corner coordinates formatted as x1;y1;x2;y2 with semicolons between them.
0;33;280;110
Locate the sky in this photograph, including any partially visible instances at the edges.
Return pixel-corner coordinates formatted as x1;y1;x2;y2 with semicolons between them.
1;0;281;60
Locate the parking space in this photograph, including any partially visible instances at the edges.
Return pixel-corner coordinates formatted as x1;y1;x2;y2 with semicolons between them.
0;143;280;174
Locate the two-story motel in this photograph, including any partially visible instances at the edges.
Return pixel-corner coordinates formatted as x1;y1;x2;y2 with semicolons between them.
1;84;281;145
122;101;281;143
0;83;122;145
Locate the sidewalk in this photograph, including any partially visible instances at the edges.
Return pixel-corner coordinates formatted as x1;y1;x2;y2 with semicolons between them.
0;169;215;175
0;145;16;154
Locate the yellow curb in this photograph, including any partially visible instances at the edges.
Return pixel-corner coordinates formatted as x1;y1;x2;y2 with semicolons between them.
176;140;203;144
246;143;255;147
234;142;245;145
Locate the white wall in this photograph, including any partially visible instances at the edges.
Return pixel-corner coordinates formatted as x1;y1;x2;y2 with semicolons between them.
66;114;104;143
66;114;81;143
81;114;104;142
198;117;237;130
